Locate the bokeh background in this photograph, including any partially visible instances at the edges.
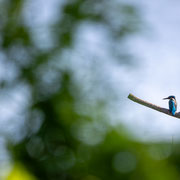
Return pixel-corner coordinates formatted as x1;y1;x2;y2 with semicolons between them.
1;0;180;179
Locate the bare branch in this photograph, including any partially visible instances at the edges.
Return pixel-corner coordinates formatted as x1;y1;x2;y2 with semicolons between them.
128;93;180;119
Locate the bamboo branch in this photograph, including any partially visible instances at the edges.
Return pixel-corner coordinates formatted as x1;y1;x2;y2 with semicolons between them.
128;93;180;119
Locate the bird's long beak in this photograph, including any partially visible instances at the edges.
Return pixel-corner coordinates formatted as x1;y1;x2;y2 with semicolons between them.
163;97;169;100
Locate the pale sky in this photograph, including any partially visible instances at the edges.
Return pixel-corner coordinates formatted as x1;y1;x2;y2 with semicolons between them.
121;0;180;141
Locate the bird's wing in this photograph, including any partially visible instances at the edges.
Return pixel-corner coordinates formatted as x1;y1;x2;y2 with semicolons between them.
169;100;175;111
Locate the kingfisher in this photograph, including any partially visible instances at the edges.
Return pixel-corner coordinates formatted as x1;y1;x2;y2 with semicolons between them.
163;95;177;115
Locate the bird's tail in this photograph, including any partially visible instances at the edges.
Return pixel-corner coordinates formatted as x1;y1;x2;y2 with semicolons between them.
172;110;176;116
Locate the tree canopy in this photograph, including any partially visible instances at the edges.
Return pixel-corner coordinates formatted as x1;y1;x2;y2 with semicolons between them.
0;0;180;180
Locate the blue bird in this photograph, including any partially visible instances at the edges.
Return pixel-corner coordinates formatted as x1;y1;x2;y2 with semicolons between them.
163;95;177;115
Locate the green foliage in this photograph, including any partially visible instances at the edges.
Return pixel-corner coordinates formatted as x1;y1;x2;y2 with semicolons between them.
0;0;179;180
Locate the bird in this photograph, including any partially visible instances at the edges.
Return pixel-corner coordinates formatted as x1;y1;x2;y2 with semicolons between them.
163;95;177;115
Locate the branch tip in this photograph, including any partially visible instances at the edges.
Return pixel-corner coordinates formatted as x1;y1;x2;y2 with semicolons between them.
128;93;180;119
